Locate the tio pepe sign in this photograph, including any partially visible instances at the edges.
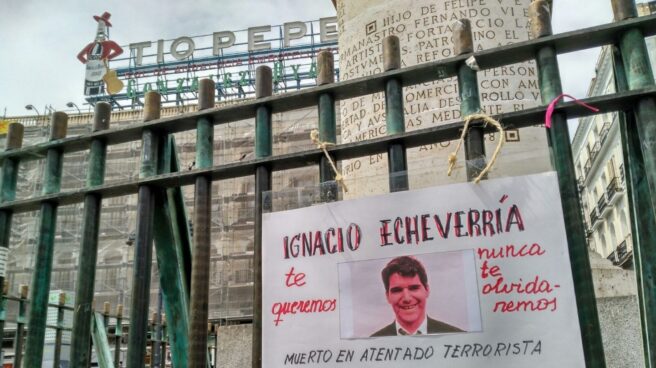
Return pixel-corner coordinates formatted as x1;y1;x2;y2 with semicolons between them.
128;17;338;66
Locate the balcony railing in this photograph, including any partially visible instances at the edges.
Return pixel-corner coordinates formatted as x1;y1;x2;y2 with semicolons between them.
606;177;622;203
590;141;602;163
597;193;608;214
584;158;592;177
589;207;600;226
577;176;585;192
608;239;632;267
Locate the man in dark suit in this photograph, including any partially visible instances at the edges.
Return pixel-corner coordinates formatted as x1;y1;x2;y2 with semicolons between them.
371;256;463;337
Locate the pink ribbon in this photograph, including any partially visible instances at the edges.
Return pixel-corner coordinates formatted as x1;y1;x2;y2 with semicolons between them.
545;93;599;128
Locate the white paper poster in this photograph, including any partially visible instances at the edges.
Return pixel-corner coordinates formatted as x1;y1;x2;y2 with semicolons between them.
263;172;585;367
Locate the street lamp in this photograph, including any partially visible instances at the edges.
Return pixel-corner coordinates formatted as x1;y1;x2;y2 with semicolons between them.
25;104;40;116
66;102;82;114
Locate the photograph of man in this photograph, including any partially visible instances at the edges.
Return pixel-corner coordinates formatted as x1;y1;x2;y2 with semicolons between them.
371;256;463;337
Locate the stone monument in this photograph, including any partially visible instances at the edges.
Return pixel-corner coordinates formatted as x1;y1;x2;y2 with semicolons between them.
336;0;551;196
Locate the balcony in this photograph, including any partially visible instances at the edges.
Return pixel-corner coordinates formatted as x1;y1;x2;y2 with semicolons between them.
584;158;592;177
577;176;585;192
589;207;601;228
607;239;633;268
597;194;610;216
589;141;601;163
606;177;623;204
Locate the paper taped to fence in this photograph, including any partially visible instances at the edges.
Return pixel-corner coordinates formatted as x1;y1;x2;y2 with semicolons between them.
262;172;585;367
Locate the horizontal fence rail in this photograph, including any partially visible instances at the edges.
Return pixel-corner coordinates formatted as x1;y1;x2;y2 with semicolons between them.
0;87;653;214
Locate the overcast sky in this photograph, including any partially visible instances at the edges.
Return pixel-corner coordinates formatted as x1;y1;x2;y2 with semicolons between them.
0;0;623;117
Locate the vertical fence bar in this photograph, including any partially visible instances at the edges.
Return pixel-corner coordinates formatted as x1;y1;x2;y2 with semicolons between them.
252;65;272;368
0;123;23;292
0;123;22;346
382;36;409;192
53;292;66;368
127;91;161;368
14;285;27;368
24;111;68;367
453;19;487;181
613;0;656;213
71;102;111;368
612;43;656;366
611;5;656;364
189;78;215;368
316;50;338;202
529;2;606;366
114;304;123;368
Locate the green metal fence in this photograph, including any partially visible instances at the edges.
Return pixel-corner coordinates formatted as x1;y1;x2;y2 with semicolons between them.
0;1;655;367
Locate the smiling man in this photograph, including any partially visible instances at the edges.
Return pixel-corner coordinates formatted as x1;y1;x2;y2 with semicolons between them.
371;256;463;337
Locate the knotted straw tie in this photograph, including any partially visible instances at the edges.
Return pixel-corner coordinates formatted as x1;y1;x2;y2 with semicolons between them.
310;130;348;192
447;114;506;184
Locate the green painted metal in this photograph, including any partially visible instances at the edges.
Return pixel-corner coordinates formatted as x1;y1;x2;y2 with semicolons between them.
24;115;66;366
318;93;338;202
457;62;487;181
70;194;102;368
196;117;214;169
23;201;59;367
153;135;190;368
385;78;409;192
189;114;214;368
253;71;272;367
0;140;19;342
92;312;115;368
385;79;404;135
535;45;606;367
255;106;272;158
127;128;158;368
168;139;193;289
612;44;656;367
617;19;656;230
71;115;109;368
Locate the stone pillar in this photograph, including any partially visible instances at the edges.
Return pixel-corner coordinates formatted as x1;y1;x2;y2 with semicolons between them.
336;0;551;197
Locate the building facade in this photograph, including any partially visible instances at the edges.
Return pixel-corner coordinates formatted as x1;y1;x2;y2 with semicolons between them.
572;1;656;269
